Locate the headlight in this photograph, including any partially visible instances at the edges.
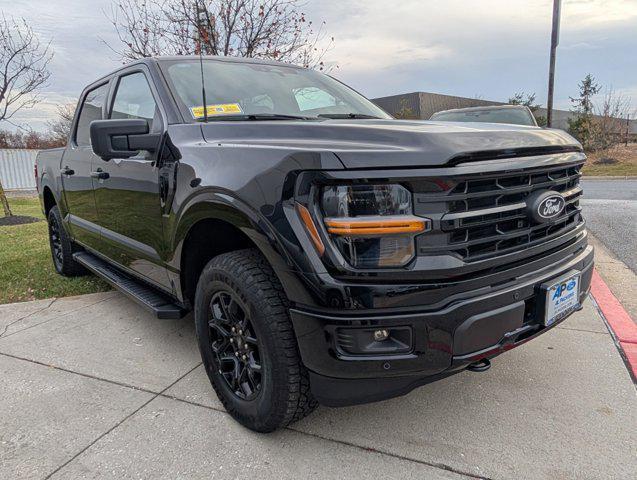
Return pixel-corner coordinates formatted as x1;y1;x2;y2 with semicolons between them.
320;184;430;268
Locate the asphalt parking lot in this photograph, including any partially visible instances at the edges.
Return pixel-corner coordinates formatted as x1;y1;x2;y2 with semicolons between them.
581;179;637;273
1;290;636;480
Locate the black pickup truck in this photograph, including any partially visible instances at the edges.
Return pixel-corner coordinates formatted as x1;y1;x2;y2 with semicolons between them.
36;56;593;432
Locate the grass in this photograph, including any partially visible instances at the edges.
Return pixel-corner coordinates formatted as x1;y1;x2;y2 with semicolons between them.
582;143;637;176
0;197;110;305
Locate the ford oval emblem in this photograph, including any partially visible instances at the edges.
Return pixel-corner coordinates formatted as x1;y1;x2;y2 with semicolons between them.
538;195;565;219
526;190;565;223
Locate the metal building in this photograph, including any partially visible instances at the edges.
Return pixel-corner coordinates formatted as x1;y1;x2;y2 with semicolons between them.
372;91;637;134
0;149;39;191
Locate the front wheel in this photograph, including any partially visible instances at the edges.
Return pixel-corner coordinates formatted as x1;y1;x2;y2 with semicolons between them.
194;249;317;432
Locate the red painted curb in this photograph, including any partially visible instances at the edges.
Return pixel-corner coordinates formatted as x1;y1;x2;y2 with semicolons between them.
620;343;637;379
590;269;637;379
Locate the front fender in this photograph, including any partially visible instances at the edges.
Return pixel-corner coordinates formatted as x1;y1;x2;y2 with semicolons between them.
168;189;315;306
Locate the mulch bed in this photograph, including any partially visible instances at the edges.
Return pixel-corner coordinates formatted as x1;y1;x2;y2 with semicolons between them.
0;215;42;227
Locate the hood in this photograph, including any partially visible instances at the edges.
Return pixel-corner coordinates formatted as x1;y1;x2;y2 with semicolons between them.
200;119;582;169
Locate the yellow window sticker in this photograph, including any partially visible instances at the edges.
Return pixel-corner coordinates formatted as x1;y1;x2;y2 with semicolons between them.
190;103;243;118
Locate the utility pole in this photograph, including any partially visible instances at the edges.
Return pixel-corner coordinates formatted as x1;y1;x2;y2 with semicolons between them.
546;0;561;128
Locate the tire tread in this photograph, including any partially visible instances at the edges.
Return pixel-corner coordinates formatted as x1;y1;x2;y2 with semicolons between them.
196;248;317;431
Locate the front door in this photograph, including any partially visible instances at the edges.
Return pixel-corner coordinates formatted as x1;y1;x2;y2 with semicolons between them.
61;82;110;249
93;69;170;290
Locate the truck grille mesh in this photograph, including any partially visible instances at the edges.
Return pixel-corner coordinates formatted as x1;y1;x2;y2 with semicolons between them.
415;162;584;262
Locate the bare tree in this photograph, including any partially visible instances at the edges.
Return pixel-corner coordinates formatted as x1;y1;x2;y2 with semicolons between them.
105;0;334;70
46;103;76;145
593;88;633;150
393;98;417;120
0;15;53;124
0;14;53;217
0;178;10;217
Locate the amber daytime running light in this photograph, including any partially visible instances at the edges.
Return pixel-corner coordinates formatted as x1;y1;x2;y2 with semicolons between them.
324;215;427;236
296;203;326;256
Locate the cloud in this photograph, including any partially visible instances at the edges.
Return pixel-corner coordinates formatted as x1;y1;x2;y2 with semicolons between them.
3;0;636;131
564;0;637;28
311;0;637;108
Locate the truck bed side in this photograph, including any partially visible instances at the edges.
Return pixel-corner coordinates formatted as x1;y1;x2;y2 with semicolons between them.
36;147;67;215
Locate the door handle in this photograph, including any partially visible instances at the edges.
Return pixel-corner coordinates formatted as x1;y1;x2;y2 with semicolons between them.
60;166;75;176
90;168;110;180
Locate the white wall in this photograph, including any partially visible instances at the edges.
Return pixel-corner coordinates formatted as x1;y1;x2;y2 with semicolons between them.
0;149;39;191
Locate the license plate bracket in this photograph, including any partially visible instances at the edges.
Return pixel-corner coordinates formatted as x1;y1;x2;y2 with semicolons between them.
539;270;581;327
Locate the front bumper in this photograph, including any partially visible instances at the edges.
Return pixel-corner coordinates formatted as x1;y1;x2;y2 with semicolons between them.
290;244;594;407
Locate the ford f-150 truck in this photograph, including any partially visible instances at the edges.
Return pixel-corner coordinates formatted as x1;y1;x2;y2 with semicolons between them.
36;56;593;432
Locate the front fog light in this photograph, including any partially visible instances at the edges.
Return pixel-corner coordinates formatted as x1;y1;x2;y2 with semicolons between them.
321;184;430;268
373;329;390;341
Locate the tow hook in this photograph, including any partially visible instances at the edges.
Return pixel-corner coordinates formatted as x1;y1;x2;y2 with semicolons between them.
467;358;491;372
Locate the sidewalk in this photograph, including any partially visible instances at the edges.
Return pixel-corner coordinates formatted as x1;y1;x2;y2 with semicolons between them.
1;291;635;479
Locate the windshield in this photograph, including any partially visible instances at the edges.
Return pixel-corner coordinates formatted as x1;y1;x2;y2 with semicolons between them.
430;108;536;126
161;59;391;121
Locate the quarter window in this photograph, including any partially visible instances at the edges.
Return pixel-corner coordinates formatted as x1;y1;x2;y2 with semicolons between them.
75;83;109;146
110;72;159;129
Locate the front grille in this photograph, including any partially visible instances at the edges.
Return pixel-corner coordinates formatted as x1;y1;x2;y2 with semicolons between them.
415;162;584;262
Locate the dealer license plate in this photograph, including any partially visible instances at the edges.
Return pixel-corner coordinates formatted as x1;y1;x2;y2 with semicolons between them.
544;273;580;327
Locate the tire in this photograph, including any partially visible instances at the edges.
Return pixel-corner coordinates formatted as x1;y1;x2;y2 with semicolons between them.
194;248;317;432
47;206;87;277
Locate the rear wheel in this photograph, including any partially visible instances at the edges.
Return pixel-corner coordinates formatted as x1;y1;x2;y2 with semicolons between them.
47;206;86;277
194;248;317;432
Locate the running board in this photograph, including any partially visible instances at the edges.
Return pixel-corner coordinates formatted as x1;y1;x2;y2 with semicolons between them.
73;252;186;319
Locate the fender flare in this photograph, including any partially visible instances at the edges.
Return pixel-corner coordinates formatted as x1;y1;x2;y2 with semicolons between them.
170;189;309;305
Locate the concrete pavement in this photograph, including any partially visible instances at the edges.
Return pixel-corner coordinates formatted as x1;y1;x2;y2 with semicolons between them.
581;179;637;273
1;291;635;480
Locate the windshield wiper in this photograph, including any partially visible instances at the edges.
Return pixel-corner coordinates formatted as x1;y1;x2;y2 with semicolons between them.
198;113;315;122
317;113;381;119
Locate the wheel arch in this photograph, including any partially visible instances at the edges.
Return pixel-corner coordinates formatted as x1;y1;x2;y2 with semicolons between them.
173;193;302;308
42;185;57;216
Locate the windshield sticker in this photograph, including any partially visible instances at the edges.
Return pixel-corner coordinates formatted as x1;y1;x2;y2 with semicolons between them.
190;103;243;118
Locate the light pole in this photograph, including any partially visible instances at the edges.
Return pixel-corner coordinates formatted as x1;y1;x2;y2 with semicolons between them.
547;0;561;128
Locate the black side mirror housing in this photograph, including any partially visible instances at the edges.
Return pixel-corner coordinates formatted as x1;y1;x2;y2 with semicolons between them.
90;119;161;161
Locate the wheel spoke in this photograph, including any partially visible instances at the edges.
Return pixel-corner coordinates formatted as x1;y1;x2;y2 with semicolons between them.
247;352;261;372
218;353;236;364
207;290;262;401
219;293;233;322
211;337;229;354
246;366;260;392
208;320;231;338
239;366;254;397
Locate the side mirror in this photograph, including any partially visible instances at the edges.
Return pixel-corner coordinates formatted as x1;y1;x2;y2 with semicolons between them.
90;119;161;161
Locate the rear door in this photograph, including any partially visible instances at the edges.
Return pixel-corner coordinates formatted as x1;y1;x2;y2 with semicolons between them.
61;82;110;249
92;67;170;290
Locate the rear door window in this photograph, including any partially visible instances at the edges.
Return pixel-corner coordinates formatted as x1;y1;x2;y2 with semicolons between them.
75;83;109;146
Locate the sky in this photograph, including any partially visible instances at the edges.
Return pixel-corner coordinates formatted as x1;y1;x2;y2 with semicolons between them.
2;0;636;132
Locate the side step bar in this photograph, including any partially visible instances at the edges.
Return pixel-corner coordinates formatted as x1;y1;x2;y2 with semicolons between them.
73;252;186;319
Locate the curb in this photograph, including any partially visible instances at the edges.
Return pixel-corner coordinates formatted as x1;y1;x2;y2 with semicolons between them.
582;176;637;180
590;269;637;382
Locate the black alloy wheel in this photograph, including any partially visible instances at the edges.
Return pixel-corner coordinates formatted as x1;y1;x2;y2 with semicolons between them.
195;249;318;432
208;290;262;400
48;212;64;270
